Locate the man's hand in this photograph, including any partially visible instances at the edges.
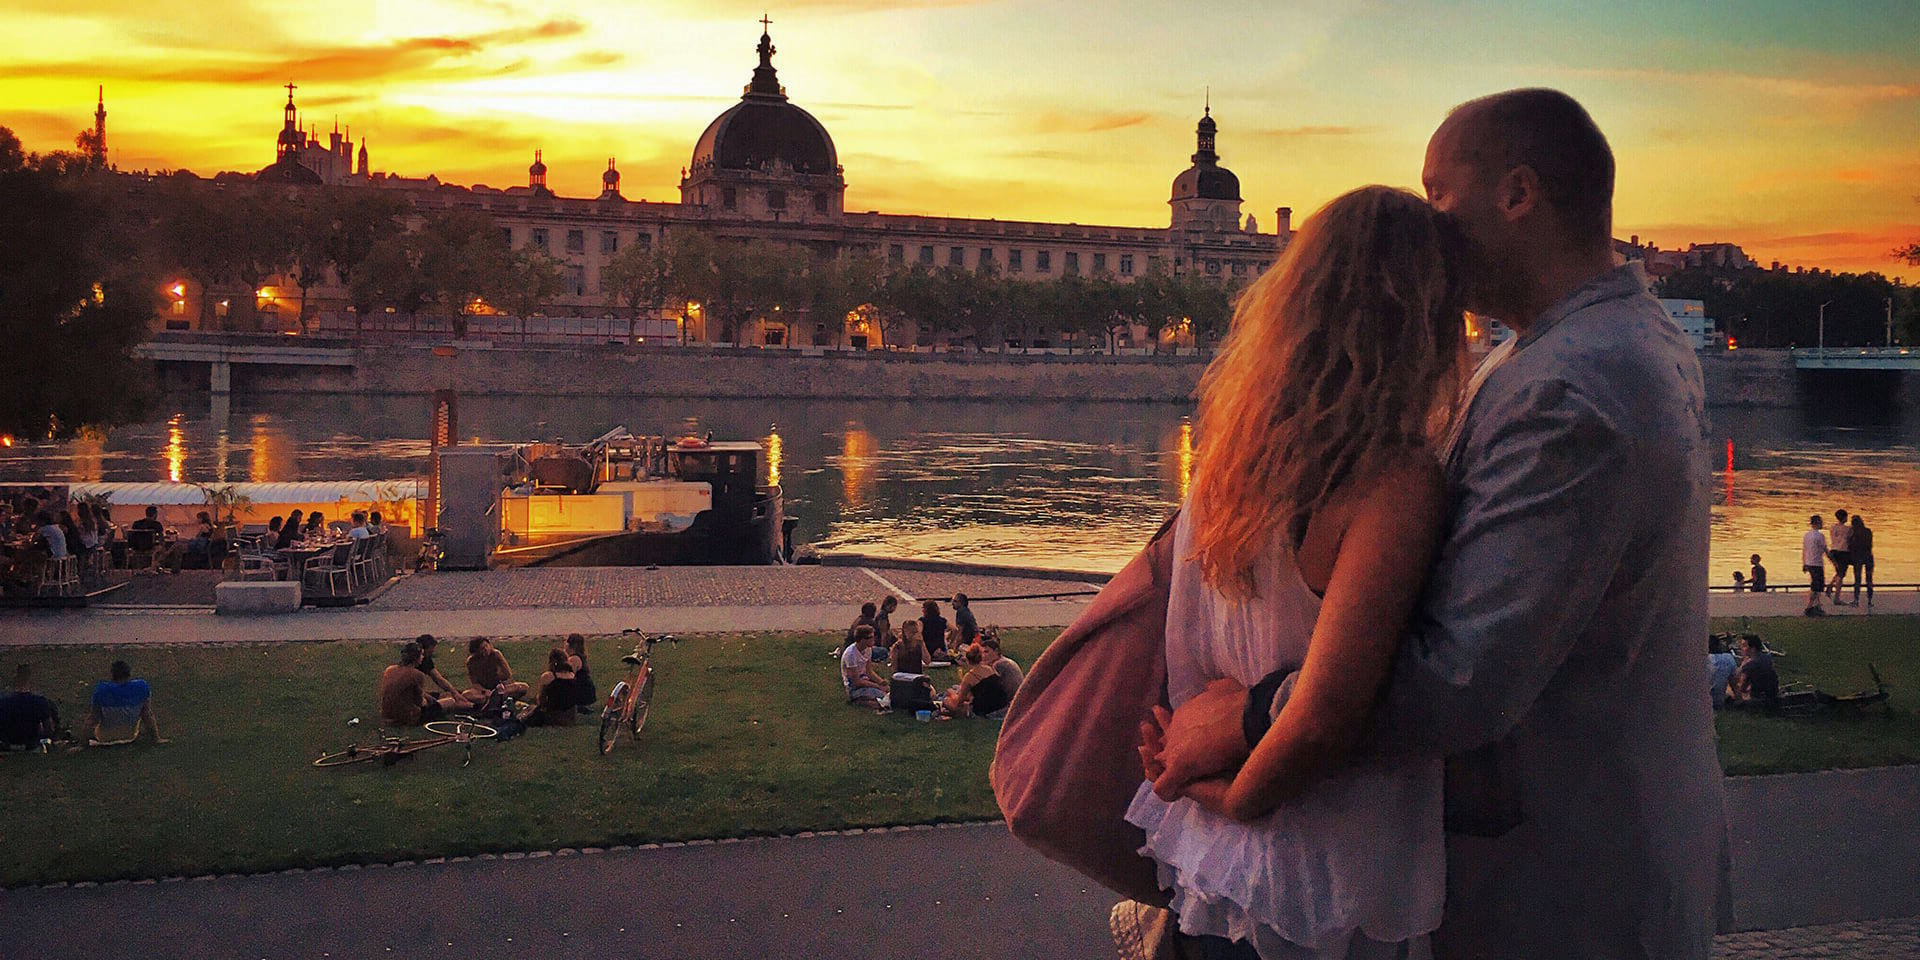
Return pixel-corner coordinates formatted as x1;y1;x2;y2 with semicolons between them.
1138;716;1167;782
1151;678;1253;800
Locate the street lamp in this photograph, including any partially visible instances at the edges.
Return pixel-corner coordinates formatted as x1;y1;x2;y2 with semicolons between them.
1818;300;1832;354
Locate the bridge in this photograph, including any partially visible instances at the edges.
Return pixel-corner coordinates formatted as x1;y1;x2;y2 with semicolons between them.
135;333;355;393
1790;347;1919;371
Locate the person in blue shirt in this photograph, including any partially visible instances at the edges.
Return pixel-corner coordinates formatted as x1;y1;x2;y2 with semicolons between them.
84;659;166;745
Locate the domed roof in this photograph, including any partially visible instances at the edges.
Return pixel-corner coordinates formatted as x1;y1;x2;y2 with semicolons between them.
256;155;323;185
1170;106;1240;202
529;149;547;176
602;158;620;186
1171;165;1240;202
689;29;838;177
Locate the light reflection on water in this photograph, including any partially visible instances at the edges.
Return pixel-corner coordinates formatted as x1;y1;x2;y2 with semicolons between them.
1;395;1912;582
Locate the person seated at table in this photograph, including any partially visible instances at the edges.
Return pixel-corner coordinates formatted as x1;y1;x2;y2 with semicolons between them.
0;664;63;750
130;506;183;572
34;511;70;560
304;511;326;540
275;510;305;550
74;503;104;554
527;647;592;726
367;511;388;537
939;644;1011;719
263;515;284;547
185;511;219;568
465;637;531;703
348;511;372;540
13;497;40;536
58;509;84;559
379;641;457;727
83;659;166;745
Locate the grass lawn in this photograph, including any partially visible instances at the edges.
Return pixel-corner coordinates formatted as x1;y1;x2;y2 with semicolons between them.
1711;614;1920;775
0;616;1913;886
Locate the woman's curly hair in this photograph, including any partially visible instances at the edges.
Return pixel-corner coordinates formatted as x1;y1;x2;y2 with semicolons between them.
1189;186;1469;599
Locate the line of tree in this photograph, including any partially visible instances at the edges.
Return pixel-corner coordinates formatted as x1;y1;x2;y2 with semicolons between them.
600;229;1241;352
1654;262;1917;348
0;126;153;439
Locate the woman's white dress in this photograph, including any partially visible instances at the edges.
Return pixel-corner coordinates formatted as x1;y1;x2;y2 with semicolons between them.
1125;510;1445;959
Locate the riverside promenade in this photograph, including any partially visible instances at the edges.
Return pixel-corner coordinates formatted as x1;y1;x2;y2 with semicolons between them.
3;565;1917;957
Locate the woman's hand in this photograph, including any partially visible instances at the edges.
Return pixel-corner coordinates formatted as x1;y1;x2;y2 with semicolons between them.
1138;715;1167;782
1176;777;1239;820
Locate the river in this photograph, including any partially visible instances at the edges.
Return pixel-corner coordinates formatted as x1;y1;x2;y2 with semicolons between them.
1;394;1912;585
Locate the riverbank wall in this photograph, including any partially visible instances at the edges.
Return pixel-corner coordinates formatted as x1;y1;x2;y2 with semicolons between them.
153;341;1899;408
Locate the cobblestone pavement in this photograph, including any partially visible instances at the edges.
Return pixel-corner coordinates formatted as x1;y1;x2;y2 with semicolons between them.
368;565;1094;612
1715;917;1919;958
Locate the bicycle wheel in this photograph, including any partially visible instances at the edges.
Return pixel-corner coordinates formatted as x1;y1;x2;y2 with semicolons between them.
314;744;384;767
598;680;631;755
423;720;498;740
629;671;655;736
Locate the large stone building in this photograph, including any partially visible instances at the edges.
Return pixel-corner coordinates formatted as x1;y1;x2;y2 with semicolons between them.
210;26;1295;347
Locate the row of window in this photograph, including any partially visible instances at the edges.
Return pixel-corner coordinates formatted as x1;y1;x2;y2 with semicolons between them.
719;187;831;214
889;244;1163;277
522;228;655;258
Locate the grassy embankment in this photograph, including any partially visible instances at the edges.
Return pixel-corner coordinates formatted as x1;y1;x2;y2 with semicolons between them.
0;616;1914;886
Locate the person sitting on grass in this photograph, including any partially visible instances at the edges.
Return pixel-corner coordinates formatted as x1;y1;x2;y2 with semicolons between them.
527;647;591;726
874;595;899;649
563;633;597;710
953;592;979;647
84;659;166;745
0;664;62;750
465;637;531;703
378;641;457;727
979;633;1024;702
842;625;888;709
847;601;878;650
412;634;472;707
939;644;1011;719
920;599;951;665
1728;634;1780;711
890;620;929;676
1707;636;1738;709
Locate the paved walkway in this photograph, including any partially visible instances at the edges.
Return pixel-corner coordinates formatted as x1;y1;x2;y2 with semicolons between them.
0;566;1102;647
5;766;1916;958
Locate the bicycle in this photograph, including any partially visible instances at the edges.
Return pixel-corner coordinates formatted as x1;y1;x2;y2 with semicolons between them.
598;629;676;756
314;717;497;768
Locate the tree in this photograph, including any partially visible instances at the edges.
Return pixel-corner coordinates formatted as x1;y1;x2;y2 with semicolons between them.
0;126;155;438
492;248;566;333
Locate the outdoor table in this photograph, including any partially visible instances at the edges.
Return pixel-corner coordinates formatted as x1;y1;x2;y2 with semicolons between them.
274;544;335;581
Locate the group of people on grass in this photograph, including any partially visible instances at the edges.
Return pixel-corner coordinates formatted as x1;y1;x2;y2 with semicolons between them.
840;594;1023;719
1708;633;1778;710
0;659;165;753
375;633;597;728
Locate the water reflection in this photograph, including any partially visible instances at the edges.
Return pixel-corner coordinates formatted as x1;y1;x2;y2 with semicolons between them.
0;393;1911;582
165;414;184;483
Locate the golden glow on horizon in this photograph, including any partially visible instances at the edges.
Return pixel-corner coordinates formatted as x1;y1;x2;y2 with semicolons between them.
2;3;1914;279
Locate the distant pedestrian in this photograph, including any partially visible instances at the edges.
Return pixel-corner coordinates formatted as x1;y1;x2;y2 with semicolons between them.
1731;571;1746;591
1801;515;1828;616
1849;515;1874;608
1748;554;1767;593
1826;509;1853;605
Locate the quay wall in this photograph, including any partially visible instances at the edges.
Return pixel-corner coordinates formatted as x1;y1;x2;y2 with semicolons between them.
155;341;1872;408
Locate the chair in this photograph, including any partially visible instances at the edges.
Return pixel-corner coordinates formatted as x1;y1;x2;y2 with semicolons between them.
348;537;379;590
124;529;159;574
81;546;110;581
36;555;81;597
301;543;353;597
236;552;280;581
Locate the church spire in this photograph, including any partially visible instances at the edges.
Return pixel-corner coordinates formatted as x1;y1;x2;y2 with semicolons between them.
87;85;107;166
745;15;786;99
1192;95;1219;165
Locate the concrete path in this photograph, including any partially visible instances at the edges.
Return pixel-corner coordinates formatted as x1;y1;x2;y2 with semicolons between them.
6;766;1917;959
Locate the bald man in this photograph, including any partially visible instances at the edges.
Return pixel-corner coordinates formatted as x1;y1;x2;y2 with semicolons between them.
1148;89;1728;959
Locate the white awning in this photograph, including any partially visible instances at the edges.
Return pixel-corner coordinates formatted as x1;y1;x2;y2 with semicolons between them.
67;480;425;506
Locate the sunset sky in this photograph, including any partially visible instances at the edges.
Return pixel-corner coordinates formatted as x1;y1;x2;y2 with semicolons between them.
3;0;1916;279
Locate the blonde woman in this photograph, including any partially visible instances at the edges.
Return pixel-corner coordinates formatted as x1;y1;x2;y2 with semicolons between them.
1126;186;1467;959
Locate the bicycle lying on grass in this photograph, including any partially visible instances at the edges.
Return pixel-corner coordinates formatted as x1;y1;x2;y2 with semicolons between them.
314;717;497;769
598;629;676;756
